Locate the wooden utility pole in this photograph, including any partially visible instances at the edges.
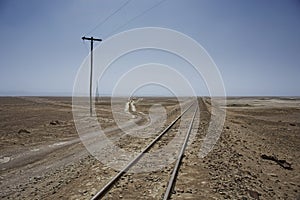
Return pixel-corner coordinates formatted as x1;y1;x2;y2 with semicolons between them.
82;36;102;116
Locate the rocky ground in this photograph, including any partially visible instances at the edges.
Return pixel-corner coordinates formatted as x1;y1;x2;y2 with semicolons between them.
0;96;299;199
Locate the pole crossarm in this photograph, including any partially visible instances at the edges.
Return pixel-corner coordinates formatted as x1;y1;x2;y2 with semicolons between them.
82;36;102;42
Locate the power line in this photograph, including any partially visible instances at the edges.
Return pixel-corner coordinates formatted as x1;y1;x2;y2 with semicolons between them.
85;0;133;36
104;0;168;38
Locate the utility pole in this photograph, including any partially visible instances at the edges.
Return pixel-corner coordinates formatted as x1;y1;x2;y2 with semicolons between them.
82;36;102;116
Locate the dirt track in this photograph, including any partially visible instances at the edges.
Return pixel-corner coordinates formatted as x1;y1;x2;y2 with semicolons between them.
0;97;299;199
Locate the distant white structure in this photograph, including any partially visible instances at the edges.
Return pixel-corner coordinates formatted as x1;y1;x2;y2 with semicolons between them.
124;101;130;113
130;101;136;112
124;98;143;114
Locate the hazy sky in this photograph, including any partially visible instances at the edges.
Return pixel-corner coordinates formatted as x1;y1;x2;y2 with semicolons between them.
0;0;299;96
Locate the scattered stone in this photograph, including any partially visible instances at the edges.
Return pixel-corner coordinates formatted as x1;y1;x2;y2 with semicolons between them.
248;190;260;199
227;103;251;107
266;173;277;177
18;129;30;134
177;188;184;193
90;188;97;196
261;154;292;170
0;156;11;164
50;120;61;125
85;182;92;186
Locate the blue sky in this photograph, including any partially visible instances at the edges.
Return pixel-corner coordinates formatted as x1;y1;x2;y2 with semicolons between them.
0;0;299;96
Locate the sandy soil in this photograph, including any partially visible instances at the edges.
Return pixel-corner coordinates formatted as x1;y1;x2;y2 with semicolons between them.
0;96;299;199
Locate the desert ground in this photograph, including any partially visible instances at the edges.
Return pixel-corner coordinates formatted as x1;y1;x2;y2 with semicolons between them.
0;96;299;199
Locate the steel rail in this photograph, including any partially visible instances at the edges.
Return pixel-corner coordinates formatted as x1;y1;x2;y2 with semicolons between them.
91;102;195;200
163;105;198;200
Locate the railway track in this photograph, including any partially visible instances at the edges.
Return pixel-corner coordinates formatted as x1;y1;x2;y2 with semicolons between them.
91;101;200;200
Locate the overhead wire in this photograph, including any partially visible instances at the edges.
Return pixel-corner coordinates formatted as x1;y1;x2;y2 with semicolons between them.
104;0;168;38
84;0;133;36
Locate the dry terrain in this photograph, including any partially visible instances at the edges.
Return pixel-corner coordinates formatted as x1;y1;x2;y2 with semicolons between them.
0;96;299;199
